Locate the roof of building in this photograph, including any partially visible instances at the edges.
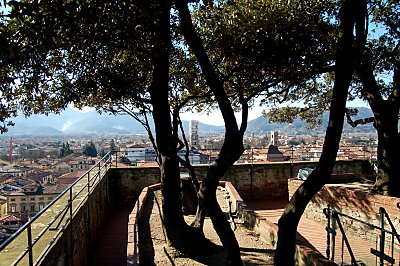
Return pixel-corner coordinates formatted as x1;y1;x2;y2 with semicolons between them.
0;214;22;223
43;184;69;194
267;145;283;155
57;171;86;185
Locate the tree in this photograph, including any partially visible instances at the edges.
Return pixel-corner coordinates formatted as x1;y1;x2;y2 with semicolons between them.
83;142;97;157
59;142;73;158
351;0;400;196
110;139;117;153
1;0;204;255
274;0;366;264
118;156;131;164
0;0;362;264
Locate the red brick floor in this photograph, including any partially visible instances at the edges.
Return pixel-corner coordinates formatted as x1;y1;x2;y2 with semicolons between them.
92;200;397;265
246;198;396;266
92;205;132;266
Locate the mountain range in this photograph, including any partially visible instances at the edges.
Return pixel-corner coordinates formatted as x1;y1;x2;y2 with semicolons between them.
2;107;375;136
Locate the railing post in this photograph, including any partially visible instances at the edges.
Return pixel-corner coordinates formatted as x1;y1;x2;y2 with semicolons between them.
87;172;91;194
27;223;33;266
332;215;336;261
379;207;385;266
324;205;331;260
250;148;253;193
69;187;74;266
115;150;118;168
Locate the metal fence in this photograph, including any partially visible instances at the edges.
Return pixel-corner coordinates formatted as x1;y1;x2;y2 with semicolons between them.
0;152;112;266
324;205;400;266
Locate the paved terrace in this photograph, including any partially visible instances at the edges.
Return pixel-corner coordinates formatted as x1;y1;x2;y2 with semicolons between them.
246;198;378;265
94;182;382;265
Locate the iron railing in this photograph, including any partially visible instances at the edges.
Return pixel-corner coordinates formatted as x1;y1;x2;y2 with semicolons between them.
0;152;113;266
324;204;400;266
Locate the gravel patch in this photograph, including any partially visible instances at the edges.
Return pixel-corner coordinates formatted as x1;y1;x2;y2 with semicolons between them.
138;189;275;265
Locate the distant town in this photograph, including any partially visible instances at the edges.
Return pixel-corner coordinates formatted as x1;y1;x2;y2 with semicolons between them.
0;119;377;244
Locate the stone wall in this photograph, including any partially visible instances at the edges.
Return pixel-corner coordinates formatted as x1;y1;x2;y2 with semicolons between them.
42;171;110;266
288;178;400;243
108;167;160;206
41;160;371;265
112;160;371;201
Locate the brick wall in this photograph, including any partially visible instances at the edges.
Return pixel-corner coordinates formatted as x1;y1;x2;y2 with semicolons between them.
42;171;110;266
112;160;370;201
288;178;400;243
41;160;370;265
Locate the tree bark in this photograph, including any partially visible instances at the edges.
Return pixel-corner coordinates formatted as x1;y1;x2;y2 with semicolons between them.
174;1;245;264
371;107;400;195
356;25;400;196
147;0;200;251
274;0;364;264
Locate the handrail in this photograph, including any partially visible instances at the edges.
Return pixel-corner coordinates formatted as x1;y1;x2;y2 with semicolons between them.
0;152;113;265
324;204;400;266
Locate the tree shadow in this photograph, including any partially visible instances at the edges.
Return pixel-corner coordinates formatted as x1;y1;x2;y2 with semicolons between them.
138;192;156;266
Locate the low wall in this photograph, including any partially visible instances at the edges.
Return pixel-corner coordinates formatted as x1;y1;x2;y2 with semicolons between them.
111;160;370;202
288;178;400;243
224;181;336;266
40;160;370;265
41;171;110;266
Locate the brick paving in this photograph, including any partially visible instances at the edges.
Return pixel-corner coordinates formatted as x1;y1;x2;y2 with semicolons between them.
92;205;132;266
92;199;397;265
246;198;396;266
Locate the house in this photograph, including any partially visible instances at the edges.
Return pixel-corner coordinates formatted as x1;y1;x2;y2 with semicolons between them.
6;183;67;217
69;158;96;173
0;196;7;218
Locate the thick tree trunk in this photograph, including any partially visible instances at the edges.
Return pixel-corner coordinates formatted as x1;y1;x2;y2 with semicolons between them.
372;108;400;196
274;0;364;264
148;0;203;252
174;1;245;264
198;142;244;265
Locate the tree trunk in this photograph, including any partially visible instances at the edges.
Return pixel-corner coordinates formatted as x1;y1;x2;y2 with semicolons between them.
174;1;245;264
372;107;400;196
356;25;400;196
148;0;202;251
274;0;364;264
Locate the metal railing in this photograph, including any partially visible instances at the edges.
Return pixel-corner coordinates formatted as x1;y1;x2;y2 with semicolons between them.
0;152;113;266
324;204;400;266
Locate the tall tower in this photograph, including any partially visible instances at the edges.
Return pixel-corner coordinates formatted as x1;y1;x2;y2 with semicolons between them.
9;137;13;164
189;120;199;148
270;131;279;146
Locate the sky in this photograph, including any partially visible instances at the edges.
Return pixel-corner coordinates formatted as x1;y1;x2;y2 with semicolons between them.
73;97;369;126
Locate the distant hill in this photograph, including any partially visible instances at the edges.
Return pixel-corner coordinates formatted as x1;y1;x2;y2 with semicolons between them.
2;107;375;136
246;107;375;135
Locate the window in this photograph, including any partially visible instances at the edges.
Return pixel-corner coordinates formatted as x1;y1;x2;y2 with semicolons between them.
39;203;44;211
30;205;35;212
21;198;26;202
11;206;16;212
10;199;15;202
30;198;35;201
48;197;53;200
39;197;44;201
21;205;26;212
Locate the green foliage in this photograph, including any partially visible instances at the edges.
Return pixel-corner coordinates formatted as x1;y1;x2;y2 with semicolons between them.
0;0;342;133
83;141;97;157
59;142;73;158
118;156;131;164
189;0;338;114
110;139;117;153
